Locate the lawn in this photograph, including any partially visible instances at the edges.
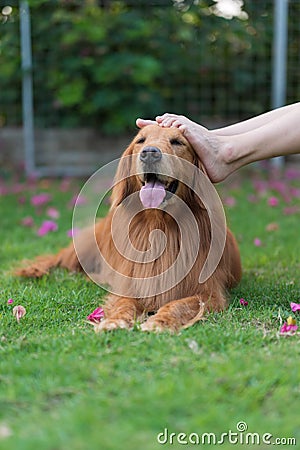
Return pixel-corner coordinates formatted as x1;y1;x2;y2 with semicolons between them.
0;166;299;450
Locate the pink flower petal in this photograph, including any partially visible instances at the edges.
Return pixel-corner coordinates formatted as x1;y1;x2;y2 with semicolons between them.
87;307;105;323
253;180;268;195
13;305;26;323
267;196;279;207
283;206;300;215
69;194;87;207
12;183;25;194
7;298;14;304
284;168;300;180
37;220;58;236
291;302;300;312
290;188;300;199
67;228;80;238
268;180;291;203
46;207;60;219
31;193;52;207
60;178;71;192
280;322;298;334
21;216;34;227
253;238;262;247
239;298;248;306
224;196;236;207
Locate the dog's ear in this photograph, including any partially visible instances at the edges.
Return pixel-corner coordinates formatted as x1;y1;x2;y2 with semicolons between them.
189;155;208;210
193;154;208;176
110;141;136;209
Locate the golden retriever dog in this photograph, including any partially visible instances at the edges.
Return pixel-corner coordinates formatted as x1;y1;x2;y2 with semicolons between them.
16;125;242;332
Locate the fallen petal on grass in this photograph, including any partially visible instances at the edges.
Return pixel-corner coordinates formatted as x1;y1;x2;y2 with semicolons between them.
280;315;298;335
290;187;300;198
283;206;300;215
60;178;71;192
37;220;58;236
290;302;300;312
21;216;34;227
267;196;279;207
12;305;26;323
46;207;60;219
69;194;87;207
31;193;52;207
67;227;80;238
186;339;201;354
284;167;300;180
224;196;236;207
7;298;14;304
87;307;104;323
253;179;268;195
239;298;248;306
268;180;290;201
253;238;262;247
280;322;298;334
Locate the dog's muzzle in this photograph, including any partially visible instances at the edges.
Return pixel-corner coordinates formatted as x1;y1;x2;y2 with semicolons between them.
139;146;162;165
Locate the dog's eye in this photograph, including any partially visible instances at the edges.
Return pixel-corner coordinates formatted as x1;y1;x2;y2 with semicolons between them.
170;138;184;146
136;137;146;144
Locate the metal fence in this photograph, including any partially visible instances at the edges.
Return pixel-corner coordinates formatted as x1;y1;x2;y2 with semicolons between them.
0;0;300;176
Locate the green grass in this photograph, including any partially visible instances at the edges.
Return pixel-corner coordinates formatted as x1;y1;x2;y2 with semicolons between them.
0;169;299;450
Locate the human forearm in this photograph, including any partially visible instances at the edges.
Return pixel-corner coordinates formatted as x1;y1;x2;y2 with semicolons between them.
224;109;300;174
213;102;300;136
136;103;300;183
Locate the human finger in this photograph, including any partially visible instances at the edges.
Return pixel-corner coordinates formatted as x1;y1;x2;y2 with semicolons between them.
136;118;157;128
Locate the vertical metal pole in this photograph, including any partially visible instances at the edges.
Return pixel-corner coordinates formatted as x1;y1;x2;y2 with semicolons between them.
271;0;289;167
20;1;35;176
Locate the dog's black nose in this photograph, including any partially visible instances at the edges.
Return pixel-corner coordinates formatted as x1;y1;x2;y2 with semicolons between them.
139;146;162;163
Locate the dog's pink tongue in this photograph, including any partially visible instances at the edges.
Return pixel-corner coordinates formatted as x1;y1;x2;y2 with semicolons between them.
139;179;166;208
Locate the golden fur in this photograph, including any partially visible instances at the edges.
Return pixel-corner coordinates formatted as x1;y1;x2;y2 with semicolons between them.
16;125;242;332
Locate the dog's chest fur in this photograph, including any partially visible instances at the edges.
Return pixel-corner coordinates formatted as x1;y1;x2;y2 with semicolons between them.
101;207;212;308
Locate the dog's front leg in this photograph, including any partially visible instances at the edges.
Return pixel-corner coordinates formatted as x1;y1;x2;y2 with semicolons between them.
141;295;213;333
95;296;145;332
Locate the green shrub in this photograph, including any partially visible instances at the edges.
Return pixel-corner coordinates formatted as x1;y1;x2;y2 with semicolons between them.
0;1;299;133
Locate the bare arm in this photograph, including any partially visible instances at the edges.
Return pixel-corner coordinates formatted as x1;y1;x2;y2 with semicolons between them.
136;103;300;182
213;102;300;136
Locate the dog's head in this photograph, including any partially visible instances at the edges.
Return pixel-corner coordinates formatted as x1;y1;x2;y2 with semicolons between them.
111;124;206;209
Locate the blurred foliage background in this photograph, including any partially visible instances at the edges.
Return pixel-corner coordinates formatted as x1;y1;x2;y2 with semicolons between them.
0;0;300;134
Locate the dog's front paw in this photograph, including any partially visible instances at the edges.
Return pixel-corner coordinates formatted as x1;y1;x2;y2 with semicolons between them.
94;318;131;332
141;319;175;333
